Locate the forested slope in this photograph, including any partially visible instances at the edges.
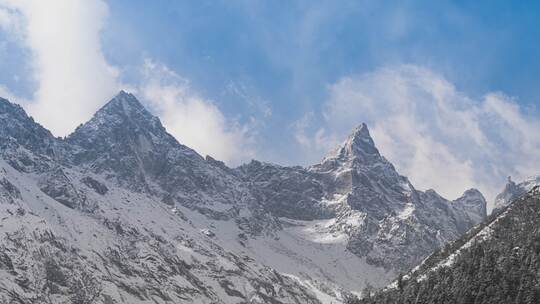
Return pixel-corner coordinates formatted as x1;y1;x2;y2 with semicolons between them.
348;186;540;304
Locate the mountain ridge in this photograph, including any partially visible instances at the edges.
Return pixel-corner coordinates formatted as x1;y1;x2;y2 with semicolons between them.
0;91;488;303
351;186;540;304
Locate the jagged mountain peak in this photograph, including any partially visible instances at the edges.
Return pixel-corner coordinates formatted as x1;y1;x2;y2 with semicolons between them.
0;96;57;158
66;92;205;190
323;123;381;163
458;188;486;204
461;188;483;196
67;91;186;153
314;123;403;189
457;188;487;206
348;123;376;149
453;188;487;224
73;90;160;134
99;90;147;115
493;175;540;212
0;93;494;302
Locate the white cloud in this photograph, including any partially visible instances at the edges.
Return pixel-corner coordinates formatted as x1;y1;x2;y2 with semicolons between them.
5;1;536;199
139;59;257;166
0;7;16;31
0;1;257;166
0;0;119;136
296;65;540;206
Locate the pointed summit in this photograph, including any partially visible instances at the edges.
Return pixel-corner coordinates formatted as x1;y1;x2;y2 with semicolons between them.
350;123;371;140
342;123;379;157
453;188;487;224
312;122;409;198
97;90;148;118
69;91;162;139
321;123;381;164
66;91;201;190
66;91;197;165
493;175;540;212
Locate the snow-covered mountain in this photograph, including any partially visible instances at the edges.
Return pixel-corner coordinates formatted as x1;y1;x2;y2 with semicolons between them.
0;92;487;303
493;175;540;213
240;123;487;273
352;186;540;304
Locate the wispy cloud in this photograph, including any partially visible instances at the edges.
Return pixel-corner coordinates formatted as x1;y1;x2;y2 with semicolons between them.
0;1;257;165
223;81;272;118
295;65;540;205
138;59;257;165
2;2;539;196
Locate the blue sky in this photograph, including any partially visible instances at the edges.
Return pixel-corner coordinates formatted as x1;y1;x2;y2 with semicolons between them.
107;0;540;162
0;0;539;204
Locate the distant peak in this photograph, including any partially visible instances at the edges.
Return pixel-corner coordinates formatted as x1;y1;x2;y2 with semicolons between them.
102;90;145;113
337;123;379;159
68;92;163;140
506;175;516;185
318;123;383;167
460;188;485;200
353;122;369;135
454;188;487;220
455;188;487;207
503;176;518;190
114;90;139;102
347;123;375;147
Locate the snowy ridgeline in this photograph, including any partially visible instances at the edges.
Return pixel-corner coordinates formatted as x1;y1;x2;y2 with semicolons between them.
347;186;540;304
0;92;489;303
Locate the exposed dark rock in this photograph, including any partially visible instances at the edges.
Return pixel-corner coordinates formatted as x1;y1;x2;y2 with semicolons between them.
38;168;86;209
81;176;109;195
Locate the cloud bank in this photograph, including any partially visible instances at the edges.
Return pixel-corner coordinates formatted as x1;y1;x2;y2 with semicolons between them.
296;65;540;205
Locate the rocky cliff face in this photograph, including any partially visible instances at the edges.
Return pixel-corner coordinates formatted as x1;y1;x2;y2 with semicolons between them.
0;92;487;303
